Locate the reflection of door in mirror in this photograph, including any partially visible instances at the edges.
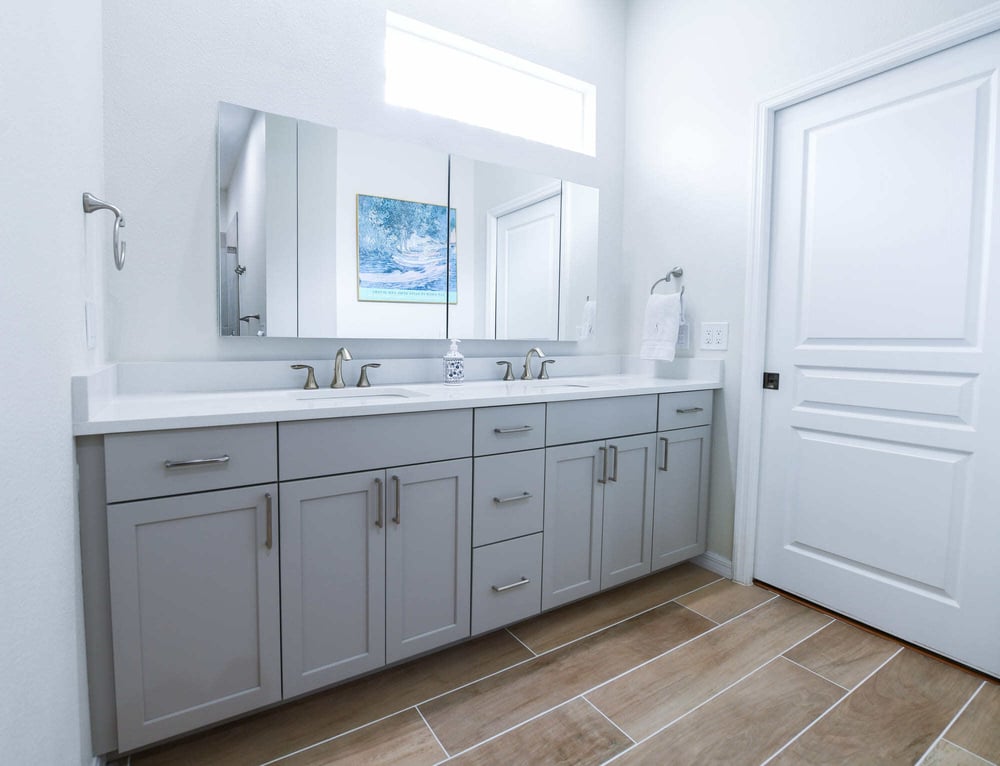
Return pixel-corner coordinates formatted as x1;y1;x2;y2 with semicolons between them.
493;192;561;339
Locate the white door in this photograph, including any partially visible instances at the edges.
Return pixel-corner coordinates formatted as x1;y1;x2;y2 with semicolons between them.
756;30;1000;676
494;194;561;339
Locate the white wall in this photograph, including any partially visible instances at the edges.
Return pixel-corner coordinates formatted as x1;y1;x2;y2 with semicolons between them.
102;0;627;361
0;1;104;763
623;0;997;559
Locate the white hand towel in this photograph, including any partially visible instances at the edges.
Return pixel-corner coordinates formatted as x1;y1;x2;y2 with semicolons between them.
640;292;681;361
579;299;597;339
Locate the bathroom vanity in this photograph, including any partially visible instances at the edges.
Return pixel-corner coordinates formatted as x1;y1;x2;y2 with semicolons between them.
74;372;718;754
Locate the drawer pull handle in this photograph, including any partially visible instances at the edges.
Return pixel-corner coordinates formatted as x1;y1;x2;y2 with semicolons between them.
492;577;531;593
164;455;230;469
676;407;704;414
265;492;273;550
493;492;533;505
494;425;533;434
659;437;669;472
597;446;608;484
392;475;401;525
374;477;384;528
609;444;619;482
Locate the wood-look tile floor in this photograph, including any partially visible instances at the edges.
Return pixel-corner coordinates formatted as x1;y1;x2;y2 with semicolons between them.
127;563;997;766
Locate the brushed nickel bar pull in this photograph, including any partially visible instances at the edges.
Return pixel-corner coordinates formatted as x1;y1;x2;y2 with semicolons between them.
264;493;273;550
374;477;384;528
494;425;533;434
676;407;704;414
164;455;230;469
609;444;619;482
492;577;530;593
659;437;669;472
392;475;401;525
493;492;533;505
598;446;608;484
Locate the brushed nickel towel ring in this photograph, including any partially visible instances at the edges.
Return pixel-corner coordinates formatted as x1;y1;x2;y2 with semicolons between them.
82;192;126;270
649;266;684;295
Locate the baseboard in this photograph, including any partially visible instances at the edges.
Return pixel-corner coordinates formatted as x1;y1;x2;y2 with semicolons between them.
693;551;733;579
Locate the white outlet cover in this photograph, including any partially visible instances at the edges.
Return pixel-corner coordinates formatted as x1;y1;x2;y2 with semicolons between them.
700;321;729;350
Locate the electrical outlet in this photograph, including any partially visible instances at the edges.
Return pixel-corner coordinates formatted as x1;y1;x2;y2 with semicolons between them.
700;321;729;350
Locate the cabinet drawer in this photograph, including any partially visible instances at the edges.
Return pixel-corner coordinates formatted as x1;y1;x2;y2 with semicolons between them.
658;390;713;431
279;410;472;481
473;450;545;546
105;424;276;503
546;395;657;446
472;534;543;635
474;404;546;455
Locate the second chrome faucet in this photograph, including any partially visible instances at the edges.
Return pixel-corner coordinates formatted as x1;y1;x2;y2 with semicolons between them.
521;347;545;380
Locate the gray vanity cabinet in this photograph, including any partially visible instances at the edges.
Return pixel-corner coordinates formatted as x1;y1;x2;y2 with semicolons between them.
279;471;386;699
600;433;657;589
106;485;281;751
652;424;712;570
386;458;472;663
542;441;606;609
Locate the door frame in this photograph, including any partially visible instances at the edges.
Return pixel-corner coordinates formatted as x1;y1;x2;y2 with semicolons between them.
732;3;1000;585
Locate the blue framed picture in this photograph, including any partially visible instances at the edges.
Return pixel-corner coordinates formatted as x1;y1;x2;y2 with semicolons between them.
357;194;457;304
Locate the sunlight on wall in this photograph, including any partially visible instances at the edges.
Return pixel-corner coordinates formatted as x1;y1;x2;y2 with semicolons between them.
384;11;596;156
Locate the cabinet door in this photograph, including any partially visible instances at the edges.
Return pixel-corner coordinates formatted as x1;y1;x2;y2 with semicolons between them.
542;441;605;610
386;459;472;663
602;433;656;589
280;471;386;698
107;485;280;751
652;425;711;570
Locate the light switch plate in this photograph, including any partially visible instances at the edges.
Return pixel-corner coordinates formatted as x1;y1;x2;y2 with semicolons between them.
700;321;728;350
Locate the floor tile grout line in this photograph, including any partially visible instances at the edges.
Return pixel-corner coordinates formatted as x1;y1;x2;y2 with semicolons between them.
940;738;998;766
673;590;780;627
256;706;422;766
582;695;637;745
518;574;727;656
668;601;720;625
505;626;538;656
582;593;788;701
593;617;837;766
913;681;986;766
779;654;851;691
433;696;584;763
758;645;905;766
416;706;451;760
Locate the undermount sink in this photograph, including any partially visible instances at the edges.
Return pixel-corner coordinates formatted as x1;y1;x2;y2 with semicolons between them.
292;387;426;402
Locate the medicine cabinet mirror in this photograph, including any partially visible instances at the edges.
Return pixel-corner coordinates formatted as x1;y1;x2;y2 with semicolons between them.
216;102;599;340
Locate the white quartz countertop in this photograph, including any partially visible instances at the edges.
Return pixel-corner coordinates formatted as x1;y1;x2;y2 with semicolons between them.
73;374;721;435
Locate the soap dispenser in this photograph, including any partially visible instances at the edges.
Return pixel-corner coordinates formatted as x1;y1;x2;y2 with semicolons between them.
444;339;465;385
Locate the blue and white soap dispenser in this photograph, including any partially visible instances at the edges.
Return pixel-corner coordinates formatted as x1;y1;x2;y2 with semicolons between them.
443;338;465;385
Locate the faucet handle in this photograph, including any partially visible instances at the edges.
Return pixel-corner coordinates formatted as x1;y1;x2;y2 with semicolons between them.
496;361;515;381
540;359;556;380
357;363;381;388
291;364;319;390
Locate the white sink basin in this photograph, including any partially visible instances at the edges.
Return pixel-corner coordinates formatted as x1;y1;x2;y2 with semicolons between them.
292;387;426;402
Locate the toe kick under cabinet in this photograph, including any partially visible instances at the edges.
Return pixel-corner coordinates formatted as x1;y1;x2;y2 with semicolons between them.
80;390;712;755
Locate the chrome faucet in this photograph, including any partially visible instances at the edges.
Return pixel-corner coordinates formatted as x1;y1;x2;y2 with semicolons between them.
521;347;546;380
331;347;352;388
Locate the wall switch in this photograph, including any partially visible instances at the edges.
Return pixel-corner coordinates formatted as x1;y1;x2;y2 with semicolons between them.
700;321;729;350
676;322;690;351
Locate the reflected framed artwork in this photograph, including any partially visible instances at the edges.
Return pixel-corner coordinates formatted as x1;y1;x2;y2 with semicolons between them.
357;194;457;304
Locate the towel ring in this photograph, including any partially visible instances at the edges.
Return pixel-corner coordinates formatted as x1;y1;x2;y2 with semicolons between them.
82;192;126;271
649;267;683;295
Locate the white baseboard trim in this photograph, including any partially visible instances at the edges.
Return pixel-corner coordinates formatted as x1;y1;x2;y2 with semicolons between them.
91;756;105;766
693;551;733;580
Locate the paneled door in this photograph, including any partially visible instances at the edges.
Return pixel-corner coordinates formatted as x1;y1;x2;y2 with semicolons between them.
756;30;1000;675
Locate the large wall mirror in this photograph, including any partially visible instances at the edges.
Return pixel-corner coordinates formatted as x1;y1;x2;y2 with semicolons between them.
217;102;598;340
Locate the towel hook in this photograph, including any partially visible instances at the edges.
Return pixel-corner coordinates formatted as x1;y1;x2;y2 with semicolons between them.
649;266;683;295
82;192;126;271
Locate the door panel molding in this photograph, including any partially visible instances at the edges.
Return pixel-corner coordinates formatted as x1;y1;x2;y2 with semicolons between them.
733;3;1000;586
